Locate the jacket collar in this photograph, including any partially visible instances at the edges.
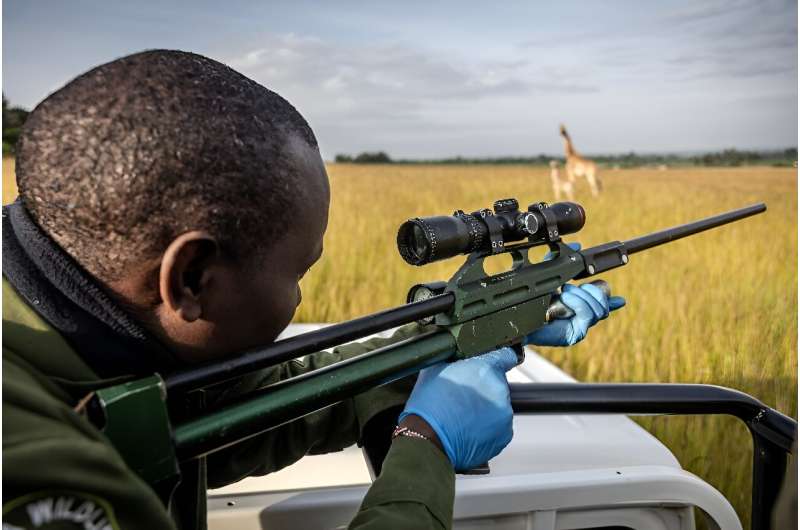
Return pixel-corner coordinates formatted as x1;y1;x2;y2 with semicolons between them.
2;200;179;379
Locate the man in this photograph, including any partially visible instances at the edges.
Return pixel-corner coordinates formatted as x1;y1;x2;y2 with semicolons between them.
3;50;624;529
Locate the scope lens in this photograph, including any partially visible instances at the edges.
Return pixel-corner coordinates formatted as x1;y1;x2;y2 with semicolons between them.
411;225;429;262
398;220;431;265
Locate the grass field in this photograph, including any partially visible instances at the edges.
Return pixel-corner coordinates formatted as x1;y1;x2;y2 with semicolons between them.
3;157;796;526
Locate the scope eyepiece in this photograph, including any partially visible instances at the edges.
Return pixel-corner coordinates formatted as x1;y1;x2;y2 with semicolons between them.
397;200;585;266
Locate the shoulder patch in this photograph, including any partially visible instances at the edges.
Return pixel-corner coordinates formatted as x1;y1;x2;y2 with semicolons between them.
3;490;119;530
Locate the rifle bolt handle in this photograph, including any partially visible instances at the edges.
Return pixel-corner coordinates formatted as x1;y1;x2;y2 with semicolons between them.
545;280;611;322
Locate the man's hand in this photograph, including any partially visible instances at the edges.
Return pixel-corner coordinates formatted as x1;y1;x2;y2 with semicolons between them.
526;282;625;346
526;242;626;347
398;347;517;471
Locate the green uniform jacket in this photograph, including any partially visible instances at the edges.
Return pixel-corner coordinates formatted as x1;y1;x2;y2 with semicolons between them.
3;279;455;529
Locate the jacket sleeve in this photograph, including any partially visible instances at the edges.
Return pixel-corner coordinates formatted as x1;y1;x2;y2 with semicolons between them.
205;323;428;488
348;436;455;530
3;358;178;530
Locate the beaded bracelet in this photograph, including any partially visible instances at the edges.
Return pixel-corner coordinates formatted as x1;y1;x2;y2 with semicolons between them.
391;425;430;442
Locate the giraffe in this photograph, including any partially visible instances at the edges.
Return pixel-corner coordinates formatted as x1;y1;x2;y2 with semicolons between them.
549;160;574;201
560;124;602;197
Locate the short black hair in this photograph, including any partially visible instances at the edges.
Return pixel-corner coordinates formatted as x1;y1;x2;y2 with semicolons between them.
17;49;319;281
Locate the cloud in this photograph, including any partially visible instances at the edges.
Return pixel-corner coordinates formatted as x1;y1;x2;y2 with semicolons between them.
232;35;486;97
227;34;598;103
221;34;608;158
211;1;796;157
221;32;600;151
630;0;796;86
663;0;756;25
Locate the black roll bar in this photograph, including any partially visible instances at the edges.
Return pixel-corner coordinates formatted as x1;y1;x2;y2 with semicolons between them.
509;383;796;530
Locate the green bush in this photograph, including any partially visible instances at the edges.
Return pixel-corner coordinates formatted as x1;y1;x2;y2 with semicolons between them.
353;151;392;163
2;95;29;155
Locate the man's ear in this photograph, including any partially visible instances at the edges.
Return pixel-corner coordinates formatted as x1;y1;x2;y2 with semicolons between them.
159;231;220;323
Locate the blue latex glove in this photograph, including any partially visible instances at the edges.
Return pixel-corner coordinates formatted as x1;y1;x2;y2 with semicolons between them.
398;347;517;471
526;242;626;347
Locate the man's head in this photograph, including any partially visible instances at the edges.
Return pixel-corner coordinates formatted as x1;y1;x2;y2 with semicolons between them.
16;49;330;363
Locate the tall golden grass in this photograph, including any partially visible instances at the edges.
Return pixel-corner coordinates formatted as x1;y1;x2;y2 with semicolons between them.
3;158;796;526
300;163;796;527
3;158;17;205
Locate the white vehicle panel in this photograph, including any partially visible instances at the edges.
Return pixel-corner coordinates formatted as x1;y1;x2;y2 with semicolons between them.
208;324;740;530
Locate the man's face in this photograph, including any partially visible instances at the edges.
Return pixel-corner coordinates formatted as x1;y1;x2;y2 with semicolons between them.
150;136;331;364
202;192;328;359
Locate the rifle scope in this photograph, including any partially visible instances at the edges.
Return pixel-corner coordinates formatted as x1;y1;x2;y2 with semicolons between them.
397;199;585;266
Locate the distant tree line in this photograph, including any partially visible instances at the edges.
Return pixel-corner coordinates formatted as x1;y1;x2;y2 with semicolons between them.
690;148;797;167
335;148;798;168
3;95;29;156
335;151;393;163
590;148;798;168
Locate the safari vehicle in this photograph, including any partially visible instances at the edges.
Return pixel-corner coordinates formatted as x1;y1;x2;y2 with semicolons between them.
205;324;791;530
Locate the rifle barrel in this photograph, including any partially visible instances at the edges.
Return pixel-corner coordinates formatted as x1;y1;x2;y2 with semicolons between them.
174;330;456;459
165;292;455;394
623;203;766;254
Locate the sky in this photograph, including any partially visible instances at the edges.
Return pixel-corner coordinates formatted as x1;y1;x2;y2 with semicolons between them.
3;0;798;159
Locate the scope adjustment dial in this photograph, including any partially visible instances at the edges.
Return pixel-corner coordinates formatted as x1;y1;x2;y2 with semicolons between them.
493;198;519;213
516;212;539;236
